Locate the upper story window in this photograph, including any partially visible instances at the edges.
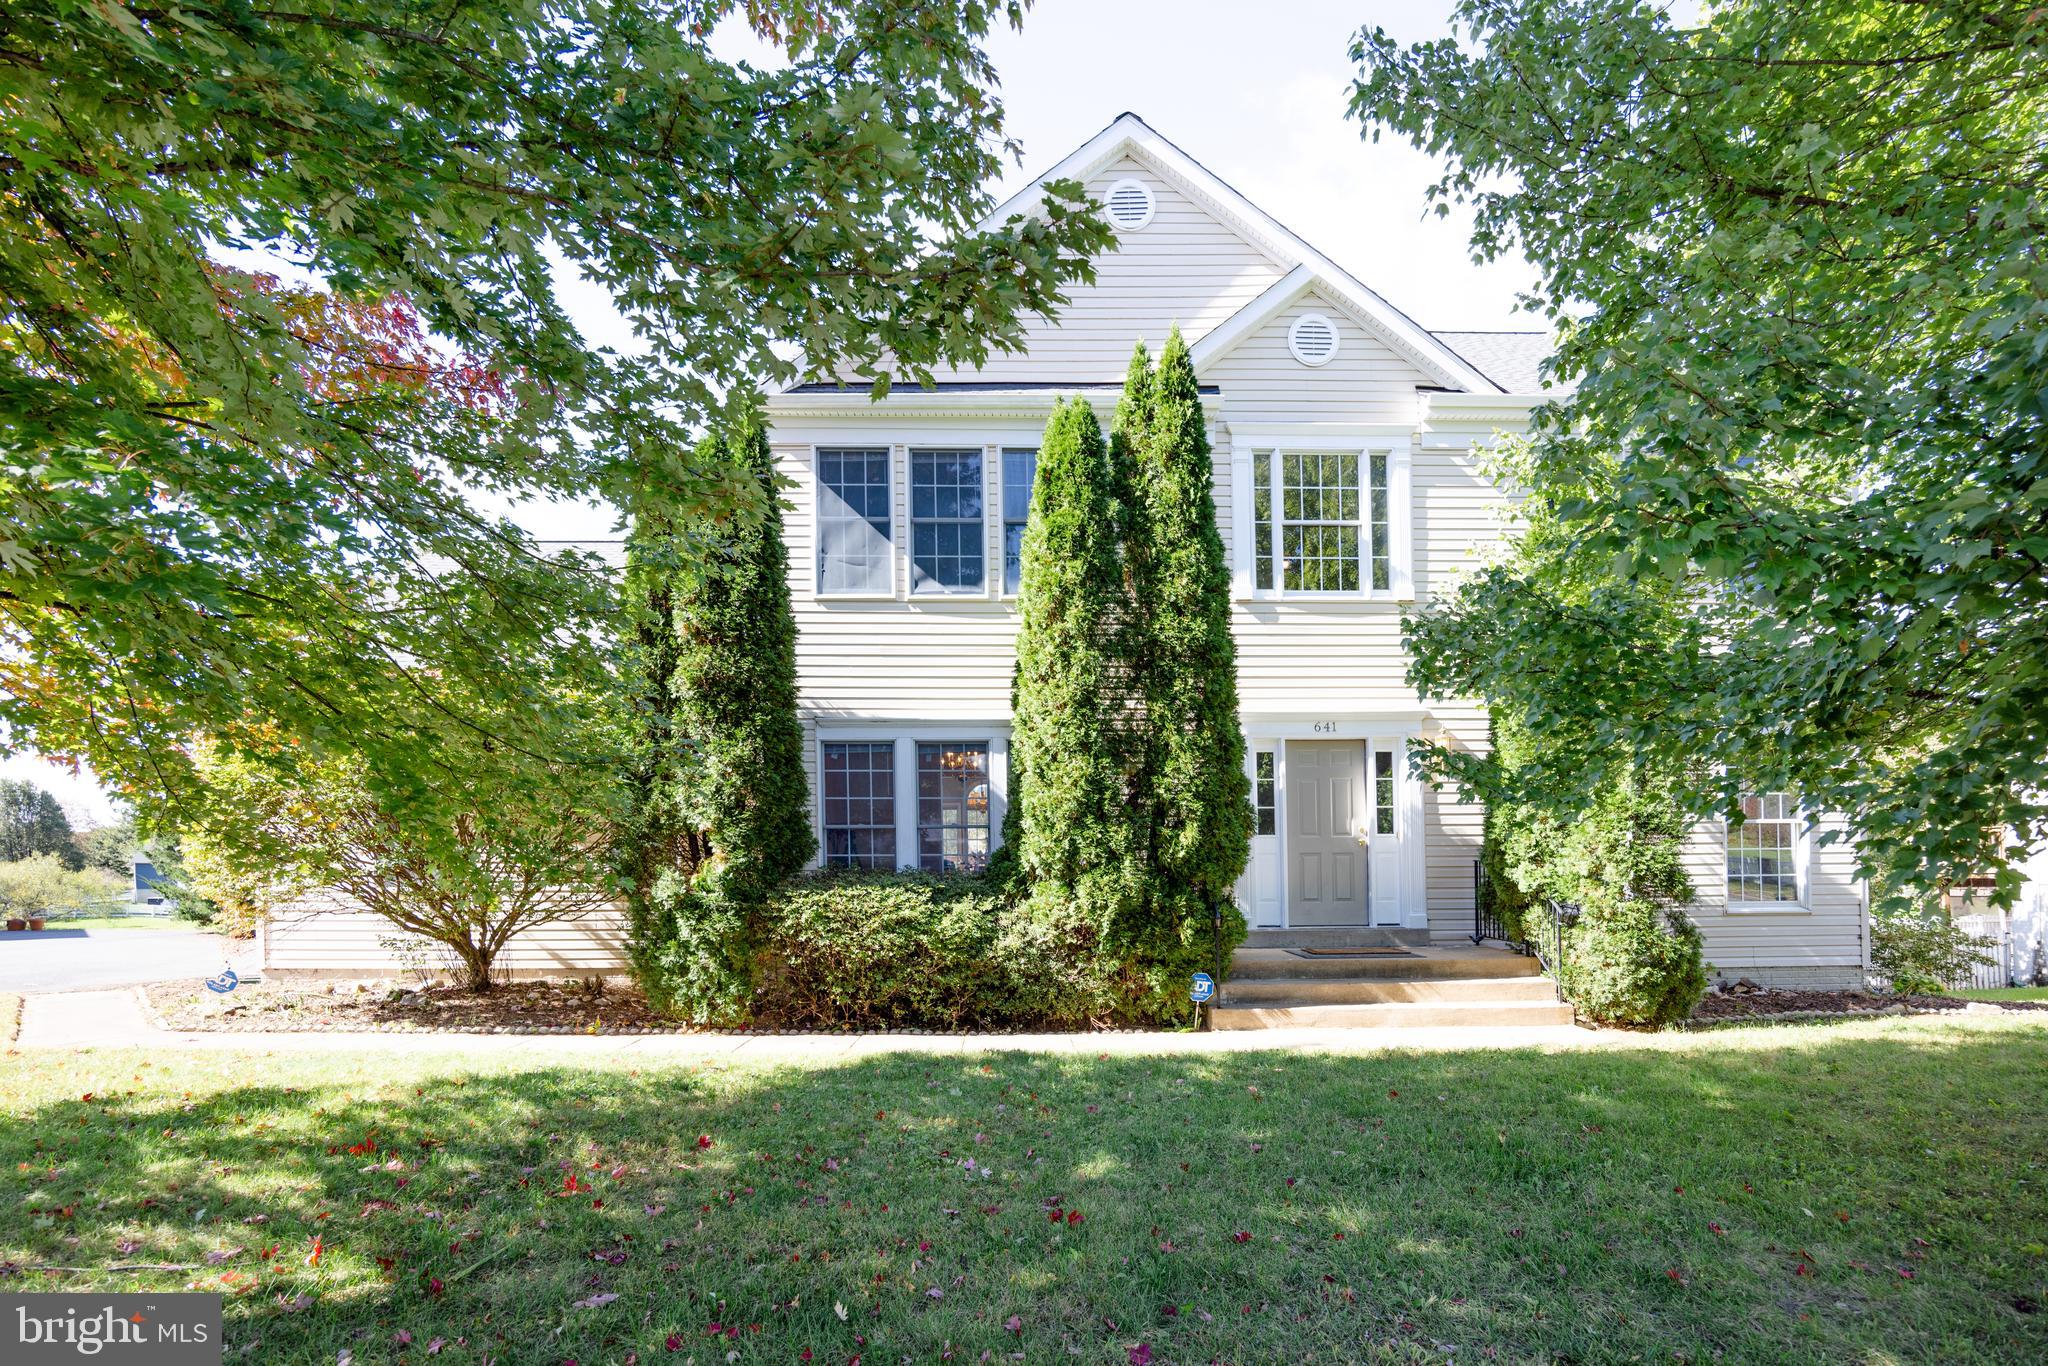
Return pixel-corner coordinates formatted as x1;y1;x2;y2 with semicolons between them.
1001;447;1038;596
909;449;984;594
817;448;892;595
1248;445;1403;596
1728;791;1802;906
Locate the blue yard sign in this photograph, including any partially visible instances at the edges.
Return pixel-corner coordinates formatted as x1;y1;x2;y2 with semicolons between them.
204;969;239;994
1190;972;1216;1004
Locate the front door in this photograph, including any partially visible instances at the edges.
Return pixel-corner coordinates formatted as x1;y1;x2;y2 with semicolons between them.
1285;740;1369;927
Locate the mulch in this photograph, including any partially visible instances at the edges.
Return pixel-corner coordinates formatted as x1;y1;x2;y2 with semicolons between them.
1689;987;2048;1022
144;979;691;1035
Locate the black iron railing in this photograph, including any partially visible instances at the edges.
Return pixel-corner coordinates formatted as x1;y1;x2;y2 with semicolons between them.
1471;860;1505;944
1531;899;1580;1004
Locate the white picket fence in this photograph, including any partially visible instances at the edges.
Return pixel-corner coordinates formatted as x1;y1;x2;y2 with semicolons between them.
1952;901;2047;990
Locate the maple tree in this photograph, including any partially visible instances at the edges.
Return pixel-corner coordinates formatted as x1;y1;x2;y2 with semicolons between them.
1353;1;2048;901
0;1;1110;810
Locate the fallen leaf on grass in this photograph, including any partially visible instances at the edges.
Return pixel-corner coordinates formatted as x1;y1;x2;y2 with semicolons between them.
573;1292;618;1309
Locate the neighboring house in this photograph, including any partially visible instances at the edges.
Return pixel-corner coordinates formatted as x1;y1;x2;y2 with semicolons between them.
130;856;168;907
767;112;1868;990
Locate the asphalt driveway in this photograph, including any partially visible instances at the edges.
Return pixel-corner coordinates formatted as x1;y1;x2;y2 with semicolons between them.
0;927;246;993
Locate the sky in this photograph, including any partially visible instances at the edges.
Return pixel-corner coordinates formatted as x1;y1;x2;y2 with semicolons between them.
6;1;1547;826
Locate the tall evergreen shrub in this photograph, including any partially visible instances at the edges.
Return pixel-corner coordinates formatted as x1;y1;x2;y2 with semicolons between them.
1133;328;1252;898
1121;329;1251;1004
624;414;813;1022
1008;397;1148;1011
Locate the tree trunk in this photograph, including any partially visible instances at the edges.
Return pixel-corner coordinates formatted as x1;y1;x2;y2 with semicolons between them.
448;937;496;993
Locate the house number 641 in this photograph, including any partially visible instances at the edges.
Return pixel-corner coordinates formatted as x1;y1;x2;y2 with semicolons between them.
1312;720;1339;734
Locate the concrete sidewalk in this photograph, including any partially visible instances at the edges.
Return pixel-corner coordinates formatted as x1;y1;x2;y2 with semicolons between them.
14;987;1633;1060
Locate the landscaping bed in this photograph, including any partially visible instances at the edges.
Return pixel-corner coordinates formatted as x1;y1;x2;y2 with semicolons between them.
1691;986;2048;1023
143;979;690;1035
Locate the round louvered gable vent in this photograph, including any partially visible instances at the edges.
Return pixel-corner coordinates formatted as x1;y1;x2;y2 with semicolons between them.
1288;312;1340;367
1103;178;1154;231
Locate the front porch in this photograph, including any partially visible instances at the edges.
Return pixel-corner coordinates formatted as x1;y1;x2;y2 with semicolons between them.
1215;936;1569;1030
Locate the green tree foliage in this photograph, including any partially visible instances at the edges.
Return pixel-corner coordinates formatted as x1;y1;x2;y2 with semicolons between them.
1350;1;2048;904
1133;330;1251;905
1009;397;1137;893
0;854;120;920
1486;715;1708;1028
0;779;80;868
626;416;813;1022
183;723;620;989
1008;398;1150;1008
1;0;1112;809
1870;911;1997;997
1008;348;1251;1023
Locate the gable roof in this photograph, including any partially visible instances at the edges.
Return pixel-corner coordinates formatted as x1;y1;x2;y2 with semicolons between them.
985;113;1502;394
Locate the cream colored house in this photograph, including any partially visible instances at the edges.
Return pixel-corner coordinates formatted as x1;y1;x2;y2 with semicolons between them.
767;113;1869;991
260;113;1869;997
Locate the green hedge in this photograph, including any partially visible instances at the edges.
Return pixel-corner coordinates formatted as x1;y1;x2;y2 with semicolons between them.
756;871;1238;1030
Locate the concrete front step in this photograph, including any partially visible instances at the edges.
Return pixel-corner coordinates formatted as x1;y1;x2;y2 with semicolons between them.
1241;927;1432;950
1211;999;1575;1030
1220;975;1561;1006
1228;947;1545;981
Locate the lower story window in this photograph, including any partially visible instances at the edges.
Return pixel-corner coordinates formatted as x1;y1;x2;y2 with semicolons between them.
821;742;896;869
917;742;990;873
1729;792;1800;904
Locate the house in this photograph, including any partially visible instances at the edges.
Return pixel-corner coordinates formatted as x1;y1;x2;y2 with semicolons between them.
767;112;1869;992
259;112;1869;1002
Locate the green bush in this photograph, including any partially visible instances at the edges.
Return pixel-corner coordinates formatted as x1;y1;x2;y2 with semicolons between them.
1481;718;1708;1027
1563;901;1709;1029
760;872;1076;1030
1870;911;1996;996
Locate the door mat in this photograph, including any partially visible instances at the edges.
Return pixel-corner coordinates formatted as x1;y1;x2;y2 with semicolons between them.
1287;946;1417;959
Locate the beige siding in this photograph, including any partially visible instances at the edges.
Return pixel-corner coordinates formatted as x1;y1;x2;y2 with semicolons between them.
1682;816;1869;982
262;899;629;979
842;154;1287;385
1205;289;1435;426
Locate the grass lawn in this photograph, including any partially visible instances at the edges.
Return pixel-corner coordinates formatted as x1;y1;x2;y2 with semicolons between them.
1962;987;2048;1003
3;1018;2045;1364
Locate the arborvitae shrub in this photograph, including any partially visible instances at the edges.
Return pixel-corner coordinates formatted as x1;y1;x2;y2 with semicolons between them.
625;414;813;1022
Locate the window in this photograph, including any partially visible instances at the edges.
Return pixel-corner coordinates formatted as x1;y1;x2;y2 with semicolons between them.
1001;447;1038;595
910;449;984;594
1254;750;1276;837
1373;748;1395;835
916;742;990;872
1249;447;1398;595
1368;451;1391;591
821;742;896;869
817;448;892;594
1728;792;1801;905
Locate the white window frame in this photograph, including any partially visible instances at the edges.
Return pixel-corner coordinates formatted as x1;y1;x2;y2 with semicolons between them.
1724;791;1811;913
1229;427;1412;602
812;445;896;600
813;728;1009;873
818;740;899;870
998;445;1039;601
907;447;989;597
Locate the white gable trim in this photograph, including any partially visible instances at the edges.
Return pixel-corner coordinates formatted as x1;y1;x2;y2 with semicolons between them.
985;114;1500;394
1188;264;1498;396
